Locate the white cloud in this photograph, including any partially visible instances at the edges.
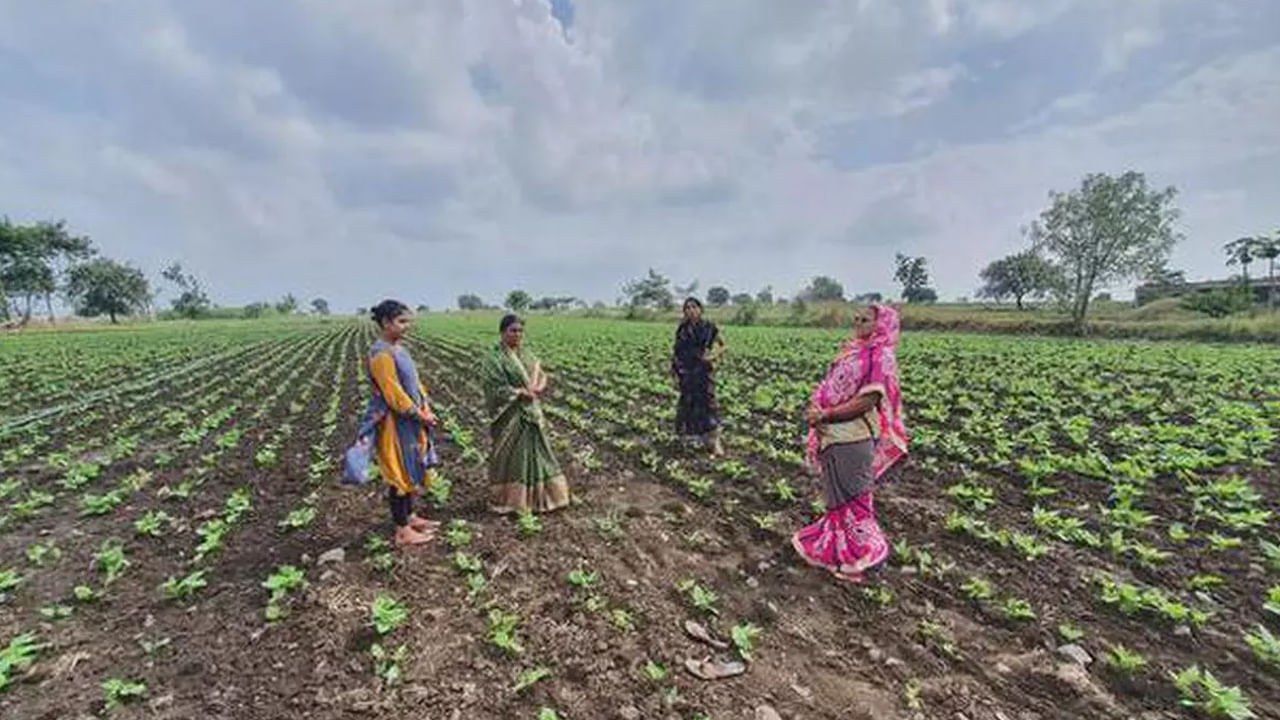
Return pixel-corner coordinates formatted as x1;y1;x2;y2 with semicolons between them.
0;0;1275;308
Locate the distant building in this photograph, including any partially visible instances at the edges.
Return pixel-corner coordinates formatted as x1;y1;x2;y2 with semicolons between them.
1136;278;1278;306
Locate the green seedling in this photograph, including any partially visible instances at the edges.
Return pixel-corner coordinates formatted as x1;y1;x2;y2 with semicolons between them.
1106;645;1147;674
677;579;720;616
513;666;552;693
134;510;173;538
445;520;473;548
516;510;542;538
102;678;147;710
279;506;317;530
161;570;208;602
94;541;130;585
371;594;409;635
487;609;524;656
731;621;763;661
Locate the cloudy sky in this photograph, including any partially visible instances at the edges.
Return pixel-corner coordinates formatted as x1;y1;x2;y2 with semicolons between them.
2;0;1277;310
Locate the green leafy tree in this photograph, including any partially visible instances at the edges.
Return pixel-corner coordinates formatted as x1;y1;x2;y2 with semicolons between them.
978;250;1062;310
706;287;730;307
457;294;485;311
1030;171;1180;332
622;269;675;310
1251;234;1279;310
530;296;576;311
311;298;330;316
0;219;93;324
801;276;844;302
1224;237;1256;288
755;286;773;305
505;290;532;312
161;263;211;319
894;254;936;303
63;258;151;323
275;293;298;315
731;292;754;306
242;302;270;319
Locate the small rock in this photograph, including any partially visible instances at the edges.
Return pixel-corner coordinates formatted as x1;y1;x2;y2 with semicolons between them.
320;570;336;583
318;548;345;565
757;560;772;572
1173;625;1192;637
868;648;884;663
301;553;313;565
790;683;812;700
746;577;760;589
619;706;641;720
885;657;905;668
756;706;783;720
1056;644;1093;666
995;663;1013;675
625;579;639;588
149;694;175;710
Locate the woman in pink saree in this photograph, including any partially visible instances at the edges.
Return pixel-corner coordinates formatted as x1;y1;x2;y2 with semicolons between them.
792;304;909;582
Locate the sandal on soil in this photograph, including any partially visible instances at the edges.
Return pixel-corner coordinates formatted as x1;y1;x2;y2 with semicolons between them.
684;656;746;681
683;620;730;650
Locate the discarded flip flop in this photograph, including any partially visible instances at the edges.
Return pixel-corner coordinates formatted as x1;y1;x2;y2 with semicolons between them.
684;619;730;650
684;656;746;681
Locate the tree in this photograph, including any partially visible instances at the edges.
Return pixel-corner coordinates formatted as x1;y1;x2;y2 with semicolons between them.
706;287;730;307
1224;237;1257;288
457;294;484;311
894;254;935;303
908;288;938;303
1255;234;1279;310
530;296;577;311
311;298;330;316
32;221;93;321
1030;171;1180;332
162;263;211;319
853;292;883;304
415;304;430;313
243;302;270;319
755;286;773;305
0;218;93;324
505;290;532;312
977;250;1062;310
275;293;298;315
731;292;754;306
62;258;150;324
801;276;844;302
674;279;700;300
622;269;674;310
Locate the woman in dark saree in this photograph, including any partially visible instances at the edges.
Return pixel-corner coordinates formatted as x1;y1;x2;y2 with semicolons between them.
671;297;726;456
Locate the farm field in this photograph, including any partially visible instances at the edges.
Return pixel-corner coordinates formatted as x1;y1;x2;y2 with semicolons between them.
1;316;1278;720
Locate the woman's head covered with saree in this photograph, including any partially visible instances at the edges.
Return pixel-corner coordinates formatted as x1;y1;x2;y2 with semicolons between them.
806;304;908;480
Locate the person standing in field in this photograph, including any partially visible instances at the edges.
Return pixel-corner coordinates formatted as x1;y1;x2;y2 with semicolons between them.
483;314;571;514
793;304;909;581
671;297;726;456
357;300;441;547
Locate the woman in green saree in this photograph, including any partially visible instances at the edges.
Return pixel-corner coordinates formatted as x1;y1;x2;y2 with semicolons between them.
483;314;571;514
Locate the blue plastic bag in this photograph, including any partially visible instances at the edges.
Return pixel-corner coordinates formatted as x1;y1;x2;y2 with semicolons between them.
342;436;374;486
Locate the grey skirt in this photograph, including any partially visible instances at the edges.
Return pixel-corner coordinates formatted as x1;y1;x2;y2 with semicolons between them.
819;439;875;508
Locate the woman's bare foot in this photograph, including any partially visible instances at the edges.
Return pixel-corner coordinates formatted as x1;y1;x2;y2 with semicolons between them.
394;525;433;547
408;515;441;533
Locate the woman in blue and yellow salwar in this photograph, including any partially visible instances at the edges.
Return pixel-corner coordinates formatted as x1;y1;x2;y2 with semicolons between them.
360;300;440;547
